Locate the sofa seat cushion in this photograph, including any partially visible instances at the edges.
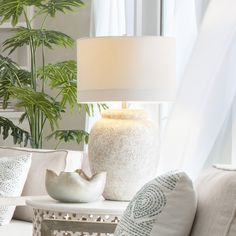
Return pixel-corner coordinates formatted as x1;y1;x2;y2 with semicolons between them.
114;171;197;236
0;220;32;236
0;146;84;222
190;165;236;236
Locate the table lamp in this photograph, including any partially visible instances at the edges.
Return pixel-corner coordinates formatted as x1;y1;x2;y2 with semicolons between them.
77;36;175;201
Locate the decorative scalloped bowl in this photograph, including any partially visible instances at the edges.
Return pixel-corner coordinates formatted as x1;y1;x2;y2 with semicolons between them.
45;169;106;203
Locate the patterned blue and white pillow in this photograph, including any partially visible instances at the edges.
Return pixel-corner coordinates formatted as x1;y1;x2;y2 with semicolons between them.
114;171;197;236
0;155;31;225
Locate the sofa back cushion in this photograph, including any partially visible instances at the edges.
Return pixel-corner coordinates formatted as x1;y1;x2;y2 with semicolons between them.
114;171;197;236
190;165;236;236
0;146;84;222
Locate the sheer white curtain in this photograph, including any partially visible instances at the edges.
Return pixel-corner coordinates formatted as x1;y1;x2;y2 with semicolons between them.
159;0;236;179
85;0;127;133
90;0;126;36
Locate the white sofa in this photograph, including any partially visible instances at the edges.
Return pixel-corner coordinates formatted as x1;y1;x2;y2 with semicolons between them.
0;146;86;236
0;147;236;236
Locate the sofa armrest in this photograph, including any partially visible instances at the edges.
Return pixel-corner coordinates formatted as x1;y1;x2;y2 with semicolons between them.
0;196;46;206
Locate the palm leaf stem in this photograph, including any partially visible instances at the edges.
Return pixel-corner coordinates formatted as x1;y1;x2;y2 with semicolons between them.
39;10;49;146
55;140;61;149
23;9;37;90
38;116;47;144
23;9;40;147
41;12;49;29
40;44;45;147
29;9;45;23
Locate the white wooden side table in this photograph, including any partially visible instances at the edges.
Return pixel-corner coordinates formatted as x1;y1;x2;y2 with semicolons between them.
26;196;128;236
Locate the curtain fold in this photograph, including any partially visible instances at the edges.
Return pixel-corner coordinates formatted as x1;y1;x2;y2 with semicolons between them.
163;0;198;84
159;0;236;179
91;0;126;36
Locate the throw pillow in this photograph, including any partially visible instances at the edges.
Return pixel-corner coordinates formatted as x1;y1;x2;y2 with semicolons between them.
190;165;236;236
114;171;197;236
0;155;31;226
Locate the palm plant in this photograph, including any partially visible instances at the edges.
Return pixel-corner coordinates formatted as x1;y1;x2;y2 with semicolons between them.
0;0;106;148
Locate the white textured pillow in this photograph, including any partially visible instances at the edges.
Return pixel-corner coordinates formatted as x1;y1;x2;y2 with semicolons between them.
0;155;31;225
114;171;197;236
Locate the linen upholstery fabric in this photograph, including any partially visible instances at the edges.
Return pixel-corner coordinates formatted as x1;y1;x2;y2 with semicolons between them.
114;171;197;236
0;155;31;225
0;147;84;222
0;220;32;236
190;165;236;236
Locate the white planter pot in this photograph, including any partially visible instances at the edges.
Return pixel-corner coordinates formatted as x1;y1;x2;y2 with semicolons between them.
88;109;159;201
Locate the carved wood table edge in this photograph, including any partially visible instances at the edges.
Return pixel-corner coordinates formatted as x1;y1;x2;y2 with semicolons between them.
26;196;129;236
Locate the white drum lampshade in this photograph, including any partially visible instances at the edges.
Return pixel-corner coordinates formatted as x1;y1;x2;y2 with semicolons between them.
77;36;175;103
77;36;176;201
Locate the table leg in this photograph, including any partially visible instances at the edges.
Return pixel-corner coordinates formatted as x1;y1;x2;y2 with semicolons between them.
41;220;52;236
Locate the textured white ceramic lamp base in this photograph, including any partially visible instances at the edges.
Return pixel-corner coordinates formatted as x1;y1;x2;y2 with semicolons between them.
88;109;159;201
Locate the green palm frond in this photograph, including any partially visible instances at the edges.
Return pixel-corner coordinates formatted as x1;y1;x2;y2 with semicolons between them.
0;116;31;146
0;55;30;85
19;112;28;124
38;60;109;114
38;60;77;108
47;129;89;147
15;69;31;85
3;27;74;54
8;87;61;129
0;55;19;78
0;69;31;109
39;0;84;17
0;55;30;109
0;0;43;26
